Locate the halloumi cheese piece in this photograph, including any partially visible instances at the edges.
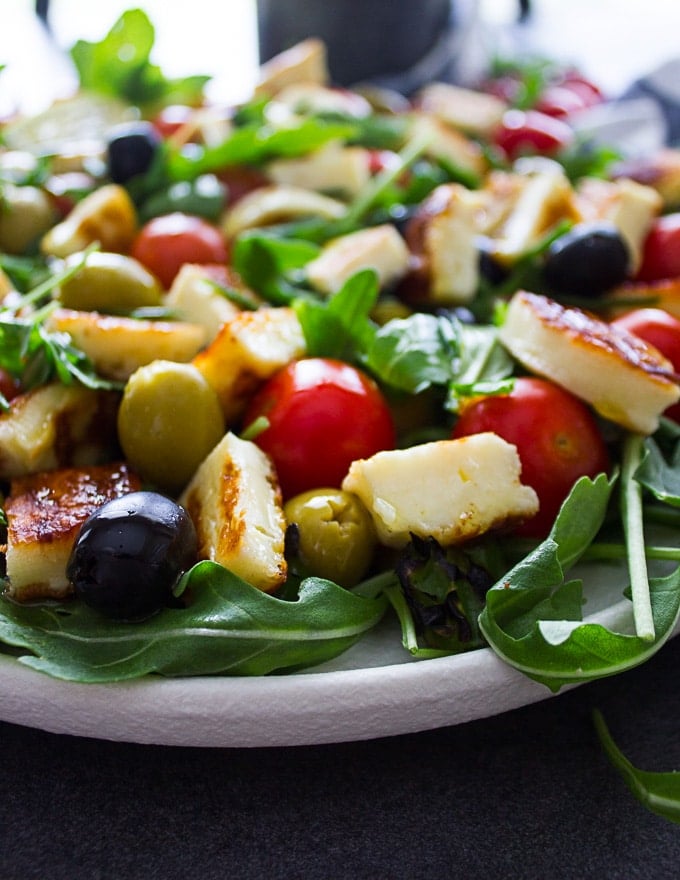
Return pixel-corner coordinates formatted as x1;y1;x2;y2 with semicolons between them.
417;82;508;138
408;113;487;180
222;185;346;238
306;224;410;295
492;166;582;262
405;183;480;304
40;183;137;258
271;83;372;118
499;291;680;434
604;277;680;320
0;384;119;479
165;264;255;343
46;309;206;381
193;307;306;424
342;433;538;548
255;38;329;97
4;462;140;601
179;432;287;592
266;141;371;200
611;148;680;210
576;177;662;273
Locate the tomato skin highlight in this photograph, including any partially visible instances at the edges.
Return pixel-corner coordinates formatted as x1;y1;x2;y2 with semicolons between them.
451;377;609;537
130;212;228;289
636;214;680;282
611;308;680;422
493;109;573;160
243;358;396;499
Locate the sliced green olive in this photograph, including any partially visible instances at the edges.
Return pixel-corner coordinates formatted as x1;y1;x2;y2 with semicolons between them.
117;360;225;493
0;184;56;254
284;488;376;587
59;251;162;312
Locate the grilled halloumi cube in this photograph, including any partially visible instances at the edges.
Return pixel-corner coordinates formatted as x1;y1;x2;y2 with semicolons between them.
0;383;119;480
305;224;410;295
193;307;306;424
179;432;287;592
408;113;487;180
221;185;346;238
342;433;538;548
165;264;256;343
46;308;206;381
270;83;372;118
611;148;680;210
576;177;662;273
499;291;680;434
4;462;140;601
255;38;329;98
402;183;481;305
604;277;680;320
40;183;138;258
492;165;582;262
266;141;371;200
417;82;508;138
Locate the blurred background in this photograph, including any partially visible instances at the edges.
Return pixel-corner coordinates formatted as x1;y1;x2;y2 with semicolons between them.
1;1;680;111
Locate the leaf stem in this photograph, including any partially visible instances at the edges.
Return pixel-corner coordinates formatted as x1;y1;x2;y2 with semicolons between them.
621;433;655;641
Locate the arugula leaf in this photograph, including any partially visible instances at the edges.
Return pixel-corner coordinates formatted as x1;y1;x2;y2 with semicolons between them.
294;269;379;361
478;472;680;691
166;118;357;181
231;234;320;305
0;318;120;395
593;709;680;825
0;562;387;682
70;9;209;109
364;313;460;394
635;418;680;507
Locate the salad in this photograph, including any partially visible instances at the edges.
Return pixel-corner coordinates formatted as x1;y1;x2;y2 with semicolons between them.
2;8;680;689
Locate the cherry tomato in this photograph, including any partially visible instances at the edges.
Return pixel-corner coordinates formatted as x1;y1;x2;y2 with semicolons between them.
535;85;590;118
243;358;396;499
452;377;609;537
611;308;680;422
493;109;574;160
152;104;196;139
216;165;269;204
636;214;680;282
130;213;228;289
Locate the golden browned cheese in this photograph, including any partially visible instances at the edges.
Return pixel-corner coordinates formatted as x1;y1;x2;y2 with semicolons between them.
4;462;141;601
521;292;676;380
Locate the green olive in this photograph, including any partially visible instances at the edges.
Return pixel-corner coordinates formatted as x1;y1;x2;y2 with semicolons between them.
284;488;376;587
59;251;162;312
117;360;225;493
0;184;56;254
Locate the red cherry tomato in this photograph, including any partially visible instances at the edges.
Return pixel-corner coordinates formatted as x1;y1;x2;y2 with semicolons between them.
493;109;574;160
130;213;228;289
243;358;396;499
451;377;609;537
611;308;680;422
535;85;590;118
636;214;680;282
216;165;269;204
152;104;196;139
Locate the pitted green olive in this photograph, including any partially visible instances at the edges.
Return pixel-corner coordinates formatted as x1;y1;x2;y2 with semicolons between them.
284;488;376;587
117;360;225;493
59;251;162;312
0;184;56;254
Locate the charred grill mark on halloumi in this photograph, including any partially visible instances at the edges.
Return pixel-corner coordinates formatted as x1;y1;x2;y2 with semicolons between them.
179;432;287;593
500;291;680;434
4;462;141;601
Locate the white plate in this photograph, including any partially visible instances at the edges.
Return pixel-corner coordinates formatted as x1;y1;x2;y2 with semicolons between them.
0;557;663;747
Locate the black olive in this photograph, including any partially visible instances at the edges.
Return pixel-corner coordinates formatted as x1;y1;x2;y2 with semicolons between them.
542;222;631;297
477;236;509;286
66;491;198;621
106;122;160;184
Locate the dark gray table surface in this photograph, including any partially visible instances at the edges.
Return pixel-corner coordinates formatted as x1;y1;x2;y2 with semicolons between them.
2;634;679;880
